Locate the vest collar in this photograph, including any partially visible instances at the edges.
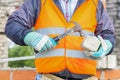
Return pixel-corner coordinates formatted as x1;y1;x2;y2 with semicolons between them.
53;0;85;17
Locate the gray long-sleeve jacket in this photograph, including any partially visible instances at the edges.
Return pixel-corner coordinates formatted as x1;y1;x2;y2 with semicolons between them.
5;0;115;78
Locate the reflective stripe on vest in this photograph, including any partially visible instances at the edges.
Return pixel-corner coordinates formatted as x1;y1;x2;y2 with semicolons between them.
36;28;94;36
35;49;86;58
66;50;86;58
35;49;64;58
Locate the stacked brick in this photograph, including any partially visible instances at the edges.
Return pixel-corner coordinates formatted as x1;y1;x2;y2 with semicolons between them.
106;0;120;65
0;68;36;80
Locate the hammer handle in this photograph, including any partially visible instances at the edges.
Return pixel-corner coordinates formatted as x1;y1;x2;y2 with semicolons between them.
53;36;60;42
53;29;73;42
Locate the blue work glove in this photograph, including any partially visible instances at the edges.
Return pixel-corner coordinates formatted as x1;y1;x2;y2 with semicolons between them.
24;32;57;53
89;39;113;59
91;40;112;58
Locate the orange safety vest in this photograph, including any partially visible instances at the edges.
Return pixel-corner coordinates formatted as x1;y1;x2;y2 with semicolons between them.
34;0;98;75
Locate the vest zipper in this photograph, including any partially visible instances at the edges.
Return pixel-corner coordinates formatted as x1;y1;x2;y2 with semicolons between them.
64;25;67;68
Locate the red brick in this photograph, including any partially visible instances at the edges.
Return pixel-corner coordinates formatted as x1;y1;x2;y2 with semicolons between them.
96;70;101;78
96;70;120;80
105;70;120;80
0;70;10;80
12;70;36;80
0;69;120;80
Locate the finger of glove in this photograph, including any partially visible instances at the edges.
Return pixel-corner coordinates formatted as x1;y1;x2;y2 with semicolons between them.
92;46;104;58
45;41;53;49
104;40;112;54
34;35;49;52
39;38;55;53
49;38;57;46
40;40;53;52
39;45;47;53
92;40;112;58
42;38;56;50
83;51;100;60
39;37;57;53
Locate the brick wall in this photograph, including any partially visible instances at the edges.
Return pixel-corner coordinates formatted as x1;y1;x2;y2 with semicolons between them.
0;68;120;80
0;0;24;68
0;68;36;80
106;0;120;65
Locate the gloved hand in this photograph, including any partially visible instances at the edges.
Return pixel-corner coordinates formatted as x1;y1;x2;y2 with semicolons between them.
24;32;57;53
86;39;113;59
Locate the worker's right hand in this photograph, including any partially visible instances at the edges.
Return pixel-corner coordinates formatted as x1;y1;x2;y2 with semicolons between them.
87;40;113;59
82;35;113;60
24;32;57;53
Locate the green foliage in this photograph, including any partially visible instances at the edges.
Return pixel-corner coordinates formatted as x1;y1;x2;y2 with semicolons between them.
8;46;35;68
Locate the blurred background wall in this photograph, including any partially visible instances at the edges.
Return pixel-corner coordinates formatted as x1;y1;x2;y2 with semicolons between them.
106;0;120;65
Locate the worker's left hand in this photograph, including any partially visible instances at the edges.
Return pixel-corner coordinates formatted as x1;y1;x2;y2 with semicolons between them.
87;39;113;59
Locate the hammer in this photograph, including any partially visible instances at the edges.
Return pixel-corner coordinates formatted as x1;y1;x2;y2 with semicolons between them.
34;22;82;53
53;21;83;42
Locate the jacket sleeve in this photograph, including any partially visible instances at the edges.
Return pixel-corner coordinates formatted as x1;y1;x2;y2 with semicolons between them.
5;0;41;46
95;0;116;54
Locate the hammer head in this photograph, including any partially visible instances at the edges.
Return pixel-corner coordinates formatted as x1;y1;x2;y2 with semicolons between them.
71;21;84;36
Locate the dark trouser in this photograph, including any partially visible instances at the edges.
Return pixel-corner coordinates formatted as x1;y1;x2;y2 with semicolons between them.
35;74;87;80
35;69;92;80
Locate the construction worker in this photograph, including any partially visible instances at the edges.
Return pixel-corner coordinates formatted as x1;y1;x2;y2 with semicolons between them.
5;0;115;80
